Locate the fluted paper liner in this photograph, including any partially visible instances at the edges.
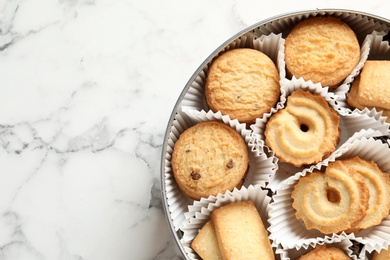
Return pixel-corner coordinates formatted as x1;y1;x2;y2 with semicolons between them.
362;243;390;260
163;110;276;231
179;32;286;118
268;136;390;254
342;31;390;122
162;10;390;260
276;239;356;260
279;12;387;99
180;185;275;260
251;79;390;191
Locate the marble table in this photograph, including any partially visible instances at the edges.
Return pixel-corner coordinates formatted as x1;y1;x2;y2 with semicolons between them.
1;1;390;259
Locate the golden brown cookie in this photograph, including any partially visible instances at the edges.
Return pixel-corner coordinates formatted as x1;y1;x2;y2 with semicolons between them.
341;157;390;231
292;160;369;234
296;245;350;260
211;201;275;259
347;75;364;109
264;89;340;167
285;16;360;88
357;60;390;109
347;61;390;123
172;121;249;200
205;48;280;124
373;245;390;260
348;75;390;122
191;220;223;260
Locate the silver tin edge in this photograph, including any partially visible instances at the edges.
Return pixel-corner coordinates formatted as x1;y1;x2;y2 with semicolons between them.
160;8;390;259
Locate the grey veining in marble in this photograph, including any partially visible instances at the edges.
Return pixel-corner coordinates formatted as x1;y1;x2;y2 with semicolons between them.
0;0;390;259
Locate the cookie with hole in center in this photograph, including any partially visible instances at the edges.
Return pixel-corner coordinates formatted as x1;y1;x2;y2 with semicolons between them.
172;121;249;200
264;89;340;167
292;160;369;234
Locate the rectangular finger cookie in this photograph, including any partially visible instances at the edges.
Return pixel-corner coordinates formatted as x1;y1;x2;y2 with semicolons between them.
211;200;275;259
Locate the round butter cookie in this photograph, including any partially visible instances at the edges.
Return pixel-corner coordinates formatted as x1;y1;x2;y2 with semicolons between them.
205;48;280;124
172;121;249;200
285;16;360;88
264;89;340;167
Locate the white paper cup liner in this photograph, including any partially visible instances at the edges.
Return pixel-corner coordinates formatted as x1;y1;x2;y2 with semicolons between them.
162;10;390;259
280;12;387;98
366;31;390;60
350;146;390;253
164;112;200;231
180;185;275;260
268;135;390;252
251;79;389;191
276;239;356;260
330;31;373;102
163;110;276;231
362;243;390;260
179;32;286;118
341;31;390;123
251;78;339;144
185;109;278;187
326;31;388;101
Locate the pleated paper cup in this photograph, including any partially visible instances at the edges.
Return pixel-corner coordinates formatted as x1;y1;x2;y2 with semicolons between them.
342;31;390;125
251;78;390;191
161;10;390;260
180;185;275;260
268;136;390;253
163;110;276;231
276;240;356;260
179;32;286;117
280;12;388;100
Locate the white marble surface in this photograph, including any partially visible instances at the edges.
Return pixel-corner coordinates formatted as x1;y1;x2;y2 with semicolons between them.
1;1;390;260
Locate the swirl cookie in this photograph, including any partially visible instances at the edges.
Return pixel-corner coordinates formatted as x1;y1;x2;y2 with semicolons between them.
341;157;390;231
172;121;249;200
205;48;280;124
292;160;369;234
264;89;340;167
285;16;360;88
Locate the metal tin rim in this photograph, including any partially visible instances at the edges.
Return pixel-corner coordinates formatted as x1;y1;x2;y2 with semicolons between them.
160;8;390;259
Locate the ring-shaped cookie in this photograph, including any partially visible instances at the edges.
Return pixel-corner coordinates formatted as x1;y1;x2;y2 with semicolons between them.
341;157;390;231
265;89;340;167
292;160;369;234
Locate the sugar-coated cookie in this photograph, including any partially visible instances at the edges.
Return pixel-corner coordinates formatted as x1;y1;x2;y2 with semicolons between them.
347;61;390;123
